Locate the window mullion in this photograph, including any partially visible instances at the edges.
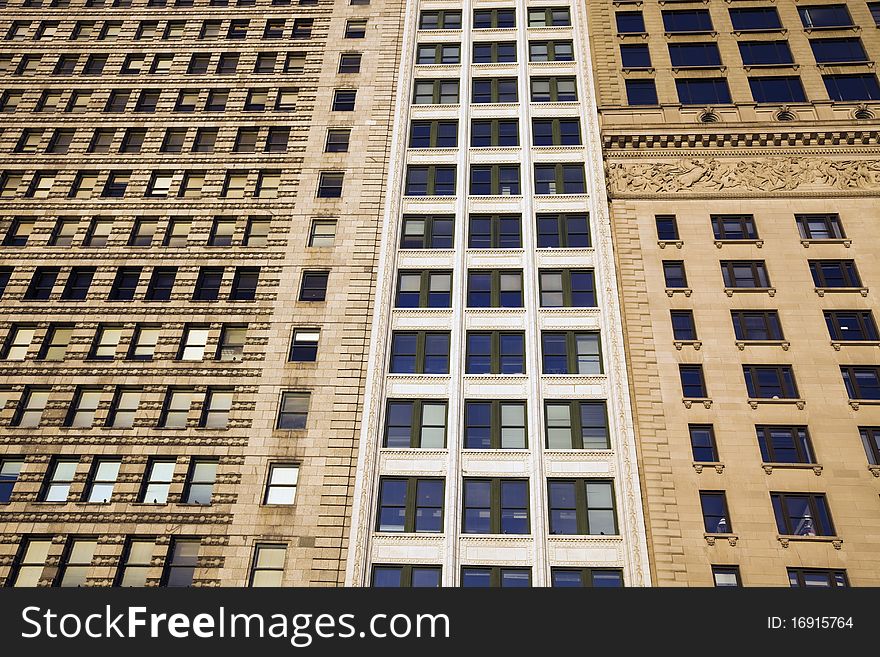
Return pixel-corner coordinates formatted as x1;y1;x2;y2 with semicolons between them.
577;478;588;534
566;331;577;374
491;331;500;375
491;400;500;449
405;478;416;533
572;401;583;449
491;478;501;534
416;333;426;374
491;270;500;307
411;400;422;448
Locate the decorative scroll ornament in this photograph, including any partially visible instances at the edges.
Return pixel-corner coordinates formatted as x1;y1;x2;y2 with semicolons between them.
606;158;880;195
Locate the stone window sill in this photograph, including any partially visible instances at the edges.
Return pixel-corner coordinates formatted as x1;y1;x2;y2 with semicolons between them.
736;340;790;351
683;397;712;409
848;399;880;410
674;340;701;351
725;287;776;297
800;238;851;248
693;462;724;474
762;462;822;476
666;287;692;297
714;239;763;248
831;340;880;350
778;535;842;549
815;286;868;297
748;398;805;410
705;533;738;546
657;239;683;249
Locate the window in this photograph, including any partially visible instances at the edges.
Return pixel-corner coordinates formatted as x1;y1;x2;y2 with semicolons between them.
418;10;461;30
410;120;458;148
183;460;217;504
405;166;456;196
552;568;624;587
244;89;268;112
616;11;645;34
472;42;515;64
263;19;285;39
711;215;758;240
11;386;50;426
65;387;101;428
462;479;528;534
689;424;718;462
39;324;73;361
160;389;194;429
680;364;707;398
332;89;356;111
200;389;232;429
795;213;845;240
528;7;570;27
230;267;259;300
135;90;160;113
808;260;861;287
471;119;518;147
377;478;444;533
0;268;12;299
129;326;160;361
89;129;114;153
662;9;713;33
462;567;530;587
548;479;616;535
700;491;732;533
541;332;601;374
109;267;141;302
106;388;141;428
474;8;516;29
389;332;450;374
418;43;461;64
469;165;520;195
537;213;590;248
309;220;336;247
533;118;581;147
191;128;218;153
40;458;77;502
26;172;55;199
0;458;24;503
621;44;651;69
465;331;526;375
671;310;697;341
277;88;299;111
49;218;78;247
738;41;794;66
463;400;525;449
217;325;247;362
825;311;878;341
466;270;523;308
116;539;155;587
371;566;441;588
14;130;42;155
25;267;59;300
538;269;596;307
90;325;123;361
325;129;351;152
264;464;298;504
743;365;799;399
811;38;867;64
216;53;239;74
119;128;146;154
383;400;447;448
413;79;459;104
841;366;880;400
712;566;741;587
84;459;120;503
140;460;175;503
757;426;815;464
339;53;361;73
2;325;35;360
468;214;521;248
130;218;158;246
799;5;852;29
788;568;848;588
299;271;328;302
250;545;286;586
530;76;576;102
277;392;309;429
205;90;229;111
102;171;130;198
872;2;880;27
721;260;770;288
146;172;173;198
669;43;722;68
529;40;574;62
209;217;235;246
472;77;518;103
772;493;834;536
254;53;277;74
676;78;731;104
9;538;52;587
729;7;782;32
395;271;452;308
534;164;585;194
179;326;210;361
749;76;807;103
544;400;609;450
859;427;880;465
401;215;453;249
161;539;200;587
731;311;783;341
164;219;190;247
145;267;177;301
317;172;344;198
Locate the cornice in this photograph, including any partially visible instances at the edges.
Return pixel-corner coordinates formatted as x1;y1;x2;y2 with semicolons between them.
603;129;880;151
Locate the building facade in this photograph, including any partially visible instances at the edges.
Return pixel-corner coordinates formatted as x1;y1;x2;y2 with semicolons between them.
345;0;650;587
0;0;404;587
586;0;880;586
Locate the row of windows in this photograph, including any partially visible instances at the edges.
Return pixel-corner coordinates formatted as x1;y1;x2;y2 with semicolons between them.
0;322;320;363
616;5;879;35
624;73;880;106
663;259;865;290
411;76;577;104
373;566;622;588
383;398;609;450
699;490;839;538
375;476;617;536
0;387;310;429
3;17;366;42
687;422;880;469
399;212;590;249
0;457;298;505
1;86;307;113
678;363;880;402
0;265;331;302
655;212;849;243
402;163;587;196
10;0;343;8
386;330;602;376
713;566;850;588
417;8;572;30
0;214;336;248
408;118;582;148
415;40;575;65
395;268;595;308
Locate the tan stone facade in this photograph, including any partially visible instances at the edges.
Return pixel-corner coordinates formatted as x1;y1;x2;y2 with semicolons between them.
588;0;880;585
0;0;403;587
